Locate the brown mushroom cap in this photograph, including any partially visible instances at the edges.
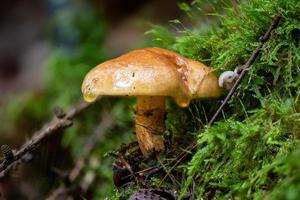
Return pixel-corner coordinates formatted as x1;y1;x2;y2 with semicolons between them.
82;47;221;107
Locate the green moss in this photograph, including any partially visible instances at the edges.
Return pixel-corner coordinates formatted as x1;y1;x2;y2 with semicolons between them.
180;97;299;199
146;0;300;199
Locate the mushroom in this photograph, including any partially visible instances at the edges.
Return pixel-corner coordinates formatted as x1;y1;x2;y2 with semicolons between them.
218;66;242;90
218;71;239;90
81;47;221;155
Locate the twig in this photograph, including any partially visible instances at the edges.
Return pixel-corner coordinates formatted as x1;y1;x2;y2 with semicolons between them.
119;155;140;186
207;13;281;126
69;113;114;182
121;165;163;181
47;111;114;200
156;155;181;188
158;149;193;187
0;101;92;178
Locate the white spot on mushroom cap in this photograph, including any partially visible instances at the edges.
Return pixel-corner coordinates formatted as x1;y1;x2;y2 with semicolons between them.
113;68;135;88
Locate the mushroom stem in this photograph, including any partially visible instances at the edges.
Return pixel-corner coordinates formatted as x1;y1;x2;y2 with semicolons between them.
135;96;165;155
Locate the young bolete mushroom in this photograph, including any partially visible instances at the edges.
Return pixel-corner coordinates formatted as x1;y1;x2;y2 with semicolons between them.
81;47;221;155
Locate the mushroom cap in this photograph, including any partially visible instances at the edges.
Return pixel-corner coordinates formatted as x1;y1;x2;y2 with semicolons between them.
81;47;221;107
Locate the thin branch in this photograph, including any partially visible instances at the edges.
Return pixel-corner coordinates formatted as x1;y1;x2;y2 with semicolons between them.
156;155;181;188
69;113;114;182
0;101;92;178
207;13;281;126
47;112;114;200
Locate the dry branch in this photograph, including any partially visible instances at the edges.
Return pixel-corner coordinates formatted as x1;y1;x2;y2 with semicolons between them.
69;112;114;182
0;101;92;178
47;111;114;200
